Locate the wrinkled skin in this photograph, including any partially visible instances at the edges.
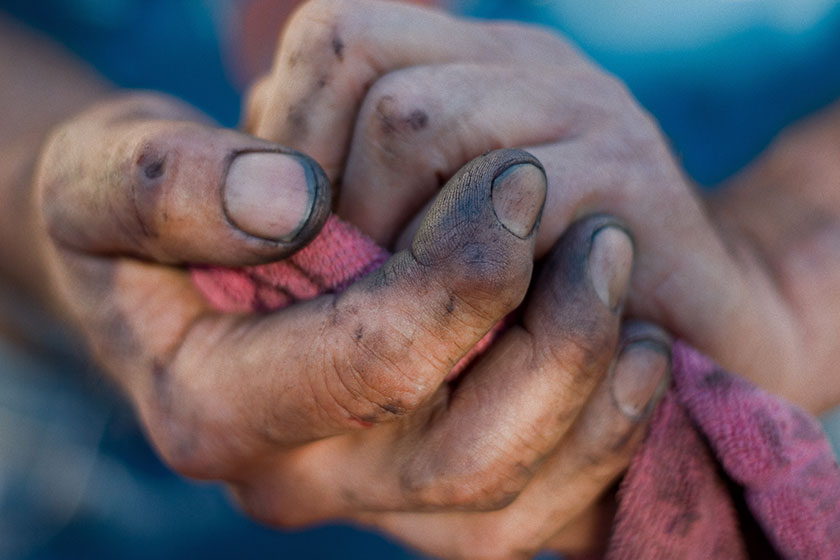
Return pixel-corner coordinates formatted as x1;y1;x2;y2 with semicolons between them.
2;1;839;558
22;8;670;558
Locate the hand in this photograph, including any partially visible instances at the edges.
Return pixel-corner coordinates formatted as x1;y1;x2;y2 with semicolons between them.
710;102;840;413
34;93;542;469
34;90;669;558
247;0;809;411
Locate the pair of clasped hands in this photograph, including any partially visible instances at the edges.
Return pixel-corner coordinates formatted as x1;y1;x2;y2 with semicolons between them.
32;1;840;558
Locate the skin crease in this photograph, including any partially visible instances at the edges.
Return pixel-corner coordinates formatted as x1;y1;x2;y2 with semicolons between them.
1;1;840;558
0;17;667;554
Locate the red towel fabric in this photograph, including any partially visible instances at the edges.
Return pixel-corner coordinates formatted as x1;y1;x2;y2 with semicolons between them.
609;342;840;559
191;215;840;558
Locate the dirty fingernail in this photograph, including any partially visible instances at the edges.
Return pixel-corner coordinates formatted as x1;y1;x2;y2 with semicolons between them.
224;152;316;241
491;162;547;238
588;226;634;310
611;339;671;420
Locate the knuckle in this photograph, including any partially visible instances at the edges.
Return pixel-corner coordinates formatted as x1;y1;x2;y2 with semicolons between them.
321;304;434;427
35;98;181;249
39;113;182;251
146;416;223;480
596;71;633;104
546;67;629;134
360;77;432;153
593;110;666;164
588;124;683;206
572;70;627;123
130;128;171;183
570;67;632;114
578;73;667;161
284;0;354;61
330;355;427;424
288;0;339;28
276;0;370;146
295;0;350;20
120;125;180;245
492;20;574;57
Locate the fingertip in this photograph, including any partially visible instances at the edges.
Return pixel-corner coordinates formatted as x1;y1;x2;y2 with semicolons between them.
539;215;636;313
589;225;634;311
411;149;547;259
394;150;548;254
526;215;634;340
610;322;672;421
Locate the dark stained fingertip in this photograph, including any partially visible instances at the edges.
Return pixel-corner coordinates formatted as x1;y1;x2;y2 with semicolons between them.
409;149;546;266
539;214;635;315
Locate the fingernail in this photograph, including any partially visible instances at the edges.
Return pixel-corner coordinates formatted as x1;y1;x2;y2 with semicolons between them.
224;152;316;241
491;163;547;238
588;226;634;310
611;339;671;421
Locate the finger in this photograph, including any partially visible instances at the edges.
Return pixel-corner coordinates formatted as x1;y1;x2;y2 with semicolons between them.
253;0;576;178
389;216;635;511
317;31;793;389
242;74;273;132
37;93;331;267
540;322;672;520
302;215;632;514
388;123;789;395
537;322;671;550
395;131;794;398
521;141;797;394
364;322;671;560
339;62;615;245
58;149;546;480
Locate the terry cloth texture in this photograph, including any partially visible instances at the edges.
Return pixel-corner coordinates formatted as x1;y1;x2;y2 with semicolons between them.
191;214;840;559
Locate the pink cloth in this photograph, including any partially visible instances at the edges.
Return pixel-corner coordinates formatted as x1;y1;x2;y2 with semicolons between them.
609;342;840;559
191;215;840;558
192;216;389;313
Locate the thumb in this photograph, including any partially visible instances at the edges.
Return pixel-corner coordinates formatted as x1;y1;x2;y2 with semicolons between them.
37;93;331;266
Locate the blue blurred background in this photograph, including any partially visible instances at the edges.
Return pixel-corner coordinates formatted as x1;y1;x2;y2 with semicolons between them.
1;1;839;558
